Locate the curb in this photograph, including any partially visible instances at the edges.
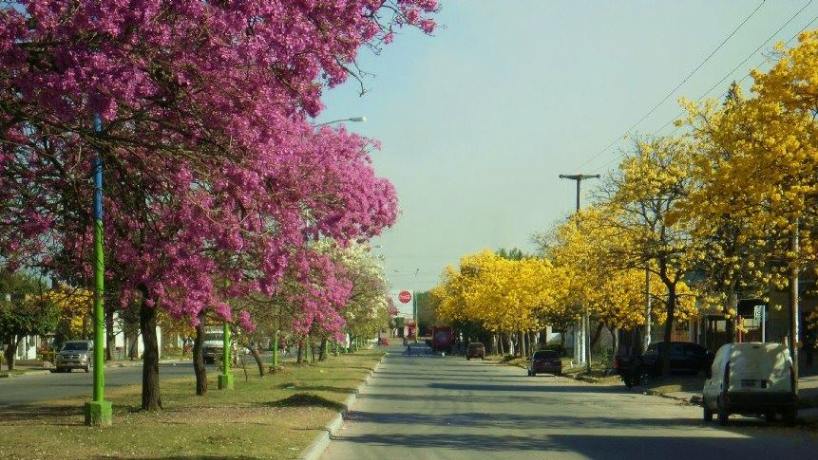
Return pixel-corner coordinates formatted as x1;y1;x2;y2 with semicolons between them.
644;389;702;406
0;369;52;378
298;354;385;460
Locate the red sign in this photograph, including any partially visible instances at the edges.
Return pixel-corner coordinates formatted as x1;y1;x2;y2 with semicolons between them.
398;290;412;304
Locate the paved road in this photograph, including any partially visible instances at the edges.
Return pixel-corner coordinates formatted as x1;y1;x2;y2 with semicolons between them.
322;349;818;460
0;363;194;406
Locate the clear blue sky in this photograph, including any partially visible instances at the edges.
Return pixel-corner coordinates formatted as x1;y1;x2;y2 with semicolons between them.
316;0;818;292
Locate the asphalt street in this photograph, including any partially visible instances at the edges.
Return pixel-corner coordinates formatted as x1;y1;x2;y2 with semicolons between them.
0;362;193;405
322;348;818;460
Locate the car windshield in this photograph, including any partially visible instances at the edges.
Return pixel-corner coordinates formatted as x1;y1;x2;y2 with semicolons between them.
62;342;89;351
533;351;558;359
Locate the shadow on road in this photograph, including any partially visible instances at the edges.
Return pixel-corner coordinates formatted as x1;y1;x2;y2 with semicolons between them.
331;432;815;457
344;410;702;430
427;382;624;394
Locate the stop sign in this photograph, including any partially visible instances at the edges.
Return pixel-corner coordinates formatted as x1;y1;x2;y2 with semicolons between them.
398;290;412;304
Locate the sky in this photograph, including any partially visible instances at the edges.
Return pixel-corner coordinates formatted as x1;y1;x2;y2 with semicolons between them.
315;0;818;292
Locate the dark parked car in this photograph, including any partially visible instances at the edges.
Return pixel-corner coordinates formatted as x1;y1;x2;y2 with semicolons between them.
528;350;562;376
642;342;714;375
466;342;485;360
615;342;714;387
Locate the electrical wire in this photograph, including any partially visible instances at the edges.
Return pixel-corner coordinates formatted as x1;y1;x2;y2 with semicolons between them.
591;2;817;174
572;0;769;172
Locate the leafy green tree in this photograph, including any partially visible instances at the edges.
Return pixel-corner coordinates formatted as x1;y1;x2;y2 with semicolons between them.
0;272;58;370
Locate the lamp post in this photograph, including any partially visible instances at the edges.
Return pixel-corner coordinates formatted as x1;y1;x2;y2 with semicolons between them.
558;173;600;373
218;321;234;390
84;114;112;426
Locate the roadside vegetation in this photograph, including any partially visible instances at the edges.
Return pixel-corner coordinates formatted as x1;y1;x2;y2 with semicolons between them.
0;349;383;460
430;32;818;381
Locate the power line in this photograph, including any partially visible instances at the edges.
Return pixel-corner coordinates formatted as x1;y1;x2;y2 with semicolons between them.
592;2;817;174
573;0;768;172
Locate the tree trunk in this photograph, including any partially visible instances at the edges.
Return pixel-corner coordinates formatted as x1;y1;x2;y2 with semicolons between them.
310;338;317;363
318;338;328;361
3;336;18;371
590;322;604;349
519;331;527;357
725;288;738;343
296;340;304;364
612;327;620;355
661;282;677;377
248;345;264;377
105;308;115;361
498;333;505;355
140;294;162;411
192;311;207;396
127;331;139;360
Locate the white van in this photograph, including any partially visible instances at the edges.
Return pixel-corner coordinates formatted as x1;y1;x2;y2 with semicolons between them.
702;342;797;425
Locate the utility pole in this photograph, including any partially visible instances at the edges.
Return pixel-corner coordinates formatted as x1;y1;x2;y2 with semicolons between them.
559;174;600;373
84;114;112;427
790;220;800;392
644;264;652;353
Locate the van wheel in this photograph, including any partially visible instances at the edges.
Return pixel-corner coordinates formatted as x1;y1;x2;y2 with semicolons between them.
703;407;713;422
638;370;650;388
717;403;729;426
764;411;776;423
783;408;797;425
466;356;471;361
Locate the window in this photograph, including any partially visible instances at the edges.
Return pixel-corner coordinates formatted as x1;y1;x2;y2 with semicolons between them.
62;342;89;351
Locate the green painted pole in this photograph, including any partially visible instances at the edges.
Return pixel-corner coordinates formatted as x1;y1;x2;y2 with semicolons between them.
272;330;279;369
218;321;234;389
93;215;105;396
84;114;112;426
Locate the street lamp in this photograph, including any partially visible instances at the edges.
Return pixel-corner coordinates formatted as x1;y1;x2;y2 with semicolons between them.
85;114;112;426
315;116;367;127
558;173;600;373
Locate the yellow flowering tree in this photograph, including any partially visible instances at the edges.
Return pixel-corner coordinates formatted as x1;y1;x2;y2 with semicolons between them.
432;250;567;356
38;284;93;342
603;136;700;375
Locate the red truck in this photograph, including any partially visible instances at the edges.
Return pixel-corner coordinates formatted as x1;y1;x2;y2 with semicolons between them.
431;326;454;353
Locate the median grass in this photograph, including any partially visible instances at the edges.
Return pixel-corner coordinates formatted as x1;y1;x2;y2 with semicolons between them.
0;349;383;460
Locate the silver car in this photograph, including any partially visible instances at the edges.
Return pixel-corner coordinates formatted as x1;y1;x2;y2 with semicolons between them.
54;340;93;373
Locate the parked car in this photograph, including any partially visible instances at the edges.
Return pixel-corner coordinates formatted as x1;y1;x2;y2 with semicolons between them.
528;350;562;376
54;340;93;373
702;342;797;425
615;342;714;388
642;342;714;375
202;328;238;365
466;342;485;360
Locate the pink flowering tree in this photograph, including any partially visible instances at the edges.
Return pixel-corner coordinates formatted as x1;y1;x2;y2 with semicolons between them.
0;1;436;410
